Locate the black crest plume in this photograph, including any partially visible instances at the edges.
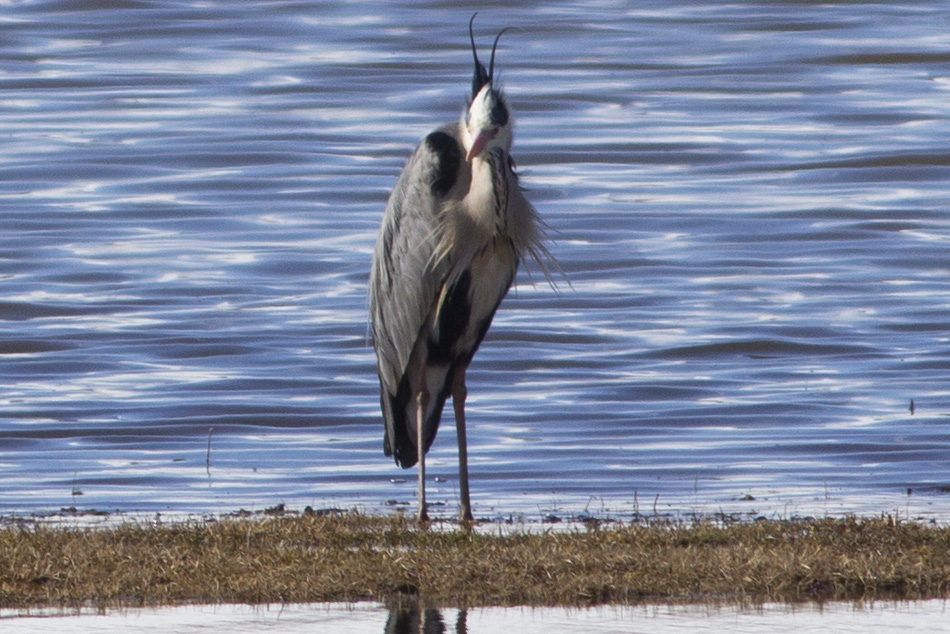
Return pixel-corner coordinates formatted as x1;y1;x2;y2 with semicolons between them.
469;13;510;99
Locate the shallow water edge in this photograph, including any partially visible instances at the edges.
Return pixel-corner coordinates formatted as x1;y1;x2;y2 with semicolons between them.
3;601;950;634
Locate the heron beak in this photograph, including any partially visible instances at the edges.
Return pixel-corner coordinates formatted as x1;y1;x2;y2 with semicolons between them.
466;128;496;161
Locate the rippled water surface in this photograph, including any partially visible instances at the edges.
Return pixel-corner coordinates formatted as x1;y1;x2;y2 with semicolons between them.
3;0;950;521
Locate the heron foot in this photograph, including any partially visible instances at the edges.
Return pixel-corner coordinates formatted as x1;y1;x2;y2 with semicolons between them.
416;506;430;525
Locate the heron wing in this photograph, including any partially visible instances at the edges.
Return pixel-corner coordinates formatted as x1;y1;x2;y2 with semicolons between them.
369;125;463;463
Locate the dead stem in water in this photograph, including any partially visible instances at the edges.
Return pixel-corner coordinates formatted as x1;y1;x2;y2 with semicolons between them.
2;512;949;610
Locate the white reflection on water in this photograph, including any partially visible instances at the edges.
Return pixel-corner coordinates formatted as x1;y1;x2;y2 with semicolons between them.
2;601;949;634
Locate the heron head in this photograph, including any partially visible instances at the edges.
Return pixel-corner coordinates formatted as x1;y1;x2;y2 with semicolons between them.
464;14;512;161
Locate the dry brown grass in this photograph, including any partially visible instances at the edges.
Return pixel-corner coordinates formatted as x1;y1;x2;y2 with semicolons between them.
2;511;949;611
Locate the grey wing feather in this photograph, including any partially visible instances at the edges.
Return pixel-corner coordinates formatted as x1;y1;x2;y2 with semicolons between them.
369;126;460;455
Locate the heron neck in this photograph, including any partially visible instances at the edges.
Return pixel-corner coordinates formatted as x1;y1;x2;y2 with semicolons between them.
465;150;509;236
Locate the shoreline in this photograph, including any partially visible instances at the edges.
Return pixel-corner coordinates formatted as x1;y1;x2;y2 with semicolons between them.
2;509;949;611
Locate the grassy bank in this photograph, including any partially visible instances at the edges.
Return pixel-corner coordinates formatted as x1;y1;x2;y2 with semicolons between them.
2;512;949;610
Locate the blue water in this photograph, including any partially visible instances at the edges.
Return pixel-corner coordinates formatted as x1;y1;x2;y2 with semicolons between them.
2;0;950;521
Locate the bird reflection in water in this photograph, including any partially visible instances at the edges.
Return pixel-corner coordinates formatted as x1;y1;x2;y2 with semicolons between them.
385;605;468;634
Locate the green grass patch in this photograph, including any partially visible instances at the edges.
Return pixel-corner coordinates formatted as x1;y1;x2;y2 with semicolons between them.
2;512;949;610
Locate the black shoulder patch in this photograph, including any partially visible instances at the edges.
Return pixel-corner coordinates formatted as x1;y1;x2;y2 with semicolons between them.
424;131;461;197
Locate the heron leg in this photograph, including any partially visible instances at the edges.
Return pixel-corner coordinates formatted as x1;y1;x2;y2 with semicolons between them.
452;364;473;522
416;390;429;523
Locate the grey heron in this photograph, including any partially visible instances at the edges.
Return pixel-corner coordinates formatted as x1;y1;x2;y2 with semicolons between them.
369;15;550;523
